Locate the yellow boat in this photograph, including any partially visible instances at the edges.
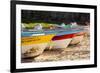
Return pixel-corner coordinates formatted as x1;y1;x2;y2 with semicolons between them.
21;34;55;56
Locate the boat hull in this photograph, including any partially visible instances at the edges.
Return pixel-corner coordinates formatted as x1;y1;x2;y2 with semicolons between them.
21;34;55;57
22;43;48;58
52;38;72;49
51;34;74;49
70;32;85;45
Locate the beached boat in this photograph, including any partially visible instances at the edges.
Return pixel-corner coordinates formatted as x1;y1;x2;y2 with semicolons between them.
21;23;86;57
50;28;84;49
21;33;55;54
22;28;84;52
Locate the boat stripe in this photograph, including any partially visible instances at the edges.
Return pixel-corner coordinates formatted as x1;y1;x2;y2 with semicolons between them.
52;33;76;41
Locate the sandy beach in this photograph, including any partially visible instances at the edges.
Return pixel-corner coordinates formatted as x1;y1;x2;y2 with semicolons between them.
22;33;90;63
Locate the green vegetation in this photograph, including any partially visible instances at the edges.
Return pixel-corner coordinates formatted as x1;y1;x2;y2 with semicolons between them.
22;22;72;29
22;22;56;29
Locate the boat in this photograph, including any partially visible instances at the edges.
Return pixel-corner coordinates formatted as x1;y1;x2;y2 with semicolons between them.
21;33;55;54
21;23;85;57
50;28;84;49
